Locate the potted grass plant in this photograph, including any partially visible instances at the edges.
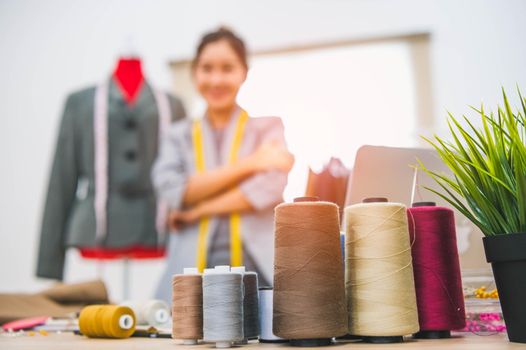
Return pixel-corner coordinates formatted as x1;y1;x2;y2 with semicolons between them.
419;88;526;343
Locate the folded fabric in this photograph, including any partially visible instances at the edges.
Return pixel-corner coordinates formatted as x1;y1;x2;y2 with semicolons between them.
0;280;108;325
38;280;108;305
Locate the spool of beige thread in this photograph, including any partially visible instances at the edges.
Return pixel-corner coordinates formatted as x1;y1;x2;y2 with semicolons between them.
120;299;170;327
345;198;419;343
273;197;348;346
172;267;203;345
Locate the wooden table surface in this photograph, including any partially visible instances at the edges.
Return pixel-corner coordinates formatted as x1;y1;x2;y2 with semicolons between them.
1;332;525;350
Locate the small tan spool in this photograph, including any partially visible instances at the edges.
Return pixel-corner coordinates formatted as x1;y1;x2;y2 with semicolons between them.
172;268;203;345
273;198;348;346
345;198;419;343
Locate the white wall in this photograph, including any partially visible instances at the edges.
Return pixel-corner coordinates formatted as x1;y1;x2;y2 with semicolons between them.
1;0;525;299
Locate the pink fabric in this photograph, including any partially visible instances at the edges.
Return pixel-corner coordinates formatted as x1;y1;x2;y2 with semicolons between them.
2;316;49;331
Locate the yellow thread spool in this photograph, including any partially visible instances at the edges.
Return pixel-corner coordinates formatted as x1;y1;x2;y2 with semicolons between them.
79;305;136;339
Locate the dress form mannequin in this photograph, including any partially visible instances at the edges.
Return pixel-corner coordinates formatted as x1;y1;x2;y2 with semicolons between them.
37;50;187;292
79;57;165;262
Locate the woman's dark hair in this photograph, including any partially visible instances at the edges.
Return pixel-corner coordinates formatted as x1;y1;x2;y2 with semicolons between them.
192;26;248;70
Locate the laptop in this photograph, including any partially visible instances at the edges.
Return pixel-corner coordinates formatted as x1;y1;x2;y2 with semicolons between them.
344;145;489;271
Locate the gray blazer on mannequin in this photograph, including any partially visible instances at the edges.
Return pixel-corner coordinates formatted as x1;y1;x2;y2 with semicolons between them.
37;79;186;280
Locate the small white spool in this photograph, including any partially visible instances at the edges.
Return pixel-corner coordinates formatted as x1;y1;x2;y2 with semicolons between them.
119;314;134;330
120;299;170;327
155;308;169;324
258;288;285;342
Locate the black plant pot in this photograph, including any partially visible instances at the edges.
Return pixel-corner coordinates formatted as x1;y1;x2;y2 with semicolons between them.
483;233;526;343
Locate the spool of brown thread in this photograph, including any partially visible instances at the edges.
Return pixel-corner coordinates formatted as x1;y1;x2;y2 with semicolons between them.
172;268;203;345
273;197;348;347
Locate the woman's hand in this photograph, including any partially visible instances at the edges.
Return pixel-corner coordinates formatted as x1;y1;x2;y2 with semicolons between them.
168;207;203;231
249;141;294;173
168;186;255;231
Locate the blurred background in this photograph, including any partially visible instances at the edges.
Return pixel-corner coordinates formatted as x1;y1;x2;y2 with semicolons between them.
1;0;525;301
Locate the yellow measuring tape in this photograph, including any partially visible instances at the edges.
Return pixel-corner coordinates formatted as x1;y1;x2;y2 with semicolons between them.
192;110;249;272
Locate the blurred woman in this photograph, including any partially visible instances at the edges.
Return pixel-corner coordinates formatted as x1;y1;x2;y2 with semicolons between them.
153;27;293;301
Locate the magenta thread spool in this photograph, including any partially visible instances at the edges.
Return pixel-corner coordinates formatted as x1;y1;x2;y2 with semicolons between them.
408;202;466;339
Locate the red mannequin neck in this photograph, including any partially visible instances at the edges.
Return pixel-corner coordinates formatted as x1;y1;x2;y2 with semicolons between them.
113;58;144;105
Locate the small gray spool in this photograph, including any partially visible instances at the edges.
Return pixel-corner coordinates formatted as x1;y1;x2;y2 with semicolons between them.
232;267;260;341
243;272;260;339
203;269;244;348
